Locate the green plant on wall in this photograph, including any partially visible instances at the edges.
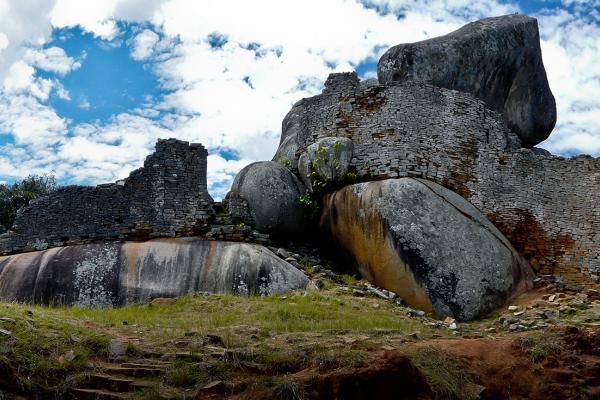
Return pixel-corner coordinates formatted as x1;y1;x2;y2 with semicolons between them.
298;190;320;220
274;156;292;168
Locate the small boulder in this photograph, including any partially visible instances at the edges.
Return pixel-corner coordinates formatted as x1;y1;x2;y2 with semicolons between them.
229;161;306;236
298;137;354;192
108;338;128;359
378;14;556;147
320;178;534;321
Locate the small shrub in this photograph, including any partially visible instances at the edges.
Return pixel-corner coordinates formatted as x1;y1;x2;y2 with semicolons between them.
410;346;478;400
519;334;564;363
340;274;358;286
272;377;307;400
298;191;320;219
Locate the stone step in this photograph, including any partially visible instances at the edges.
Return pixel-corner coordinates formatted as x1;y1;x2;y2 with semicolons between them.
120;361;172;369
100;365;165;378
79;374;134;392
71;388;132;400
130;380;159;390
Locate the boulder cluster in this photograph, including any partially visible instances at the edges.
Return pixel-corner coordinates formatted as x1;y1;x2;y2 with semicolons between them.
228;14;559;320
1;14;577;322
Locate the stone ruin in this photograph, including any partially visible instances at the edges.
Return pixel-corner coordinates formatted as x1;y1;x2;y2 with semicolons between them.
0;139;268;255
0;14;598;320
272;72;600;285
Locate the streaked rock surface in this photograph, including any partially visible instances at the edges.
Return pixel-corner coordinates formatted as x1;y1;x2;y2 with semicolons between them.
320;178;534;321
0;238;310;307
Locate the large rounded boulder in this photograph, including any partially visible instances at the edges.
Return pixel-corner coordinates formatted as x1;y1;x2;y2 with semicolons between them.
230;161;306;236
320;178;534;321
0;238;310;306
378;14;556;147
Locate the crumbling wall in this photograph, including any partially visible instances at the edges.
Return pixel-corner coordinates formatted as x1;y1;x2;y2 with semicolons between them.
274;72;600;284
0;139;215;255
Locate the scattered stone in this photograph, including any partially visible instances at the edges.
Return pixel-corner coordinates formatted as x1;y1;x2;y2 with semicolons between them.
407;308;426;318
444;317;456;325
514;311;525;316
276;248;292;259
548;294;557;302
0;328;11;336
59;350;76;364
200;380;227;394
508;305;518;312
0;317;16;324
108;338;129;360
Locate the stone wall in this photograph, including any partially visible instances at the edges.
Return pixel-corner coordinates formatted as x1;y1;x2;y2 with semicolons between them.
0;139;215;255
274;72;600;284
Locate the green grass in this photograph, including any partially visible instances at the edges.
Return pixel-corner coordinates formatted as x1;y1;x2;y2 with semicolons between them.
14;291;422;339
0;302;111;397
0;290;426;397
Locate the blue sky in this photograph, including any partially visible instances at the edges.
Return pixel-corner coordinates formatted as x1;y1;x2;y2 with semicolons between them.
0;0;598;199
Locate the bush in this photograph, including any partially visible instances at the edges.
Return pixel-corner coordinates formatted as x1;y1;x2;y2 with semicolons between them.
0;174;57;231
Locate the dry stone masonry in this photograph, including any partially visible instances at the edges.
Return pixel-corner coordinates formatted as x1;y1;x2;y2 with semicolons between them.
378;14;556;147
273;69;600;285
0;139;215;255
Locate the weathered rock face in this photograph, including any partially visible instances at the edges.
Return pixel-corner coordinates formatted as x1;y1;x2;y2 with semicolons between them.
0;238;310;306
229;161;306;237
298;137;354;192
378;14;556;147
269;69;600;285
320;178;534;321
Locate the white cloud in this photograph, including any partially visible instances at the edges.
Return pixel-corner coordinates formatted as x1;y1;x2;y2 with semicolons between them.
3;61;55;101
0;93;66;147
50;0;120;40
54;80;70;100
78;95;91;110
23;46;81;75
0;33;8;50
131;29;159;60
535;8;600;154
0;0;598;201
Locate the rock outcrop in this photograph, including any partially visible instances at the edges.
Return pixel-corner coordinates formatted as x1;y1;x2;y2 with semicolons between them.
320;178;534;320
229;161;306;237
378;14;556;147
0;238;310;306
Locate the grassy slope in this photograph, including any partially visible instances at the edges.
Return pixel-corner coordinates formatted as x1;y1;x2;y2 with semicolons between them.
1;282;599;399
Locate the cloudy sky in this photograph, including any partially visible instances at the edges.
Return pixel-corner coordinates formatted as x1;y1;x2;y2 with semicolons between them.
0;0;598;199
